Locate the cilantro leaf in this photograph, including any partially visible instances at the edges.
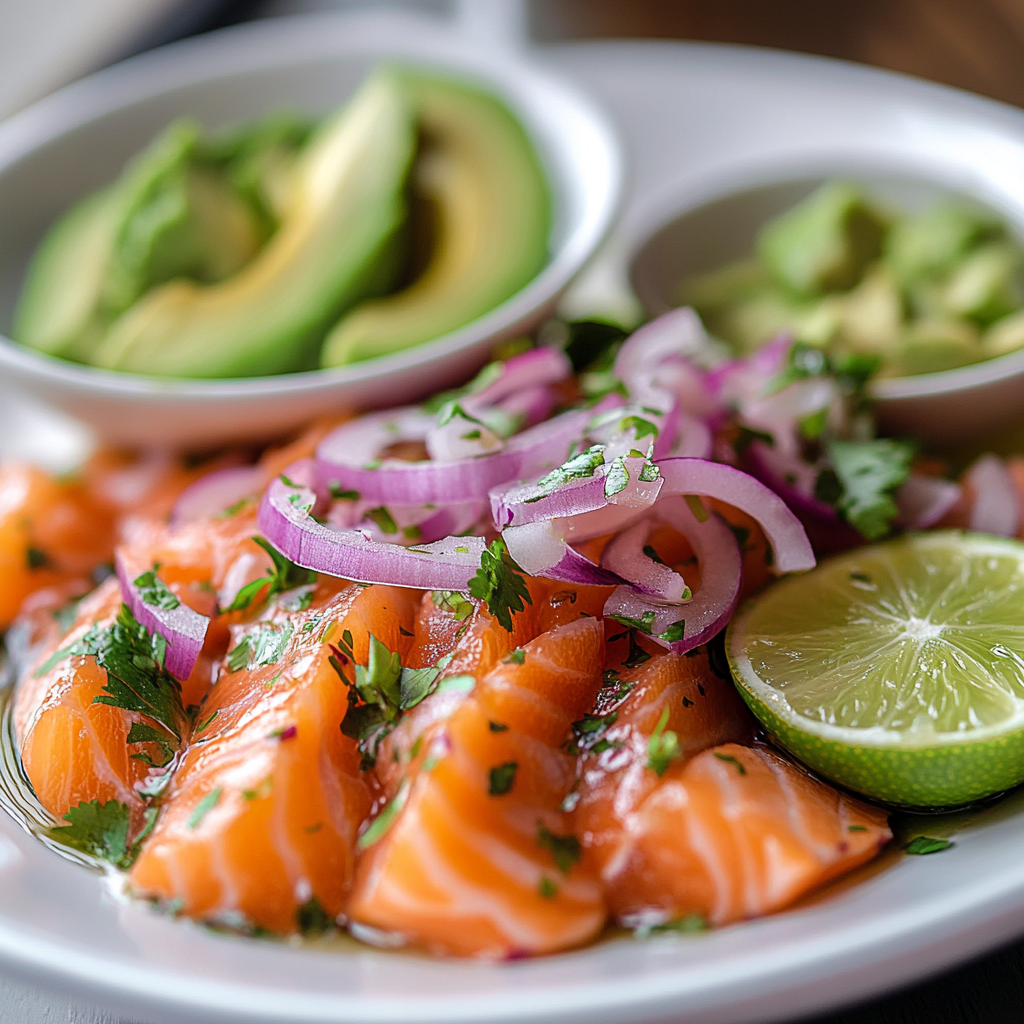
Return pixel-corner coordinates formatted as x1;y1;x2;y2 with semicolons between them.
227;536;316;613
525;446;606;504
488;761;518;796
26;546;51;570
826;438;915;540
296;896;333;935
467;539;532;632
49;799;156;869
357;779;410;850
226;622;293;673
536;825;581;875
647;707;680;777
431;590;474;620
713;752;747;775
132;567;179;610
904;835;954;855
365;506;399;535
188;787;222;830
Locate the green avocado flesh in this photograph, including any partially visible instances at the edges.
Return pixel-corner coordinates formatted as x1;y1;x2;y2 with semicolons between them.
12;65;550;379
321;72;550;367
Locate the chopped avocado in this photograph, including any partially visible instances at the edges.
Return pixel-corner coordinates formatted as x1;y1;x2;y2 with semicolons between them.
834;265;903;354
321;71;549;367
938;242;1024;325
757;182;887;297
94;70;417;377
890;317;982;376
884;201;1003;283
675;258;769;311
13;188;120;360
984;308;1024;358
699;285;811;354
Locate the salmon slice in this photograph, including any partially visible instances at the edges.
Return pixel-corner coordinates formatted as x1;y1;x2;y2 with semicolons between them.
128;583;419;934
347;617;607;958
15;578;175;834
377;579;612;797
572;641;755;875
0;463;115;629
604;742;891;927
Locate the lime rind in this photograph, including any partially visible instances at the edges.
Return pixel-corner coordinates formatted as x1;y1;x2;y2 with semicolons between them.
727;531;1024;807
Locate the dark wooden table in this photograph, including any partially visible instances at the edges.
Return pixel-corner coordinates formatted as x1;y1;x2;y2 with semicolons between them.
165;2;1024;1021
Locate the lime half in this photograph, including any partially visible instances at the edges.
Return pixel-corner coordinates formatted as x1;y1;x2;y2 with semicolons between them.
727;531;1024;808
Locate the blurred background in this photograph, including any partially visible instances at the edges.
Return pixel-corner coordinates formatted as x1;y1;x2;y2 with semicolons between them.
5;0;1024;121
0;1;1022;1021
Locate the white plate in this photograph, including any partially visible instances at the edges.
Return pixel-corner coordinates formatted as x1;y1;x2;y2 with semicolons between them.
4;27;1024;1024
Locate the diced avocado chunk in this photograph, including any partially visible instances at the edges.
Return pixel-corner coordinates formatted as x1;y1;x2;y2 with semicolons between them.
13;188;120;360
698;286;811;354
984;308;1024;358
94;70;417;377
757;182;887;297
884;201;1003;283
321;71;549;367
889;317;982;376
938;242;1024;325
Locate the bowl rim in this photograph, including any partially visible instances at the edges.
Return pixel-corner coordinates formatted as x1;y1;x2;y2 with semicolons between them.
0;7;622;399
624;161;1024;402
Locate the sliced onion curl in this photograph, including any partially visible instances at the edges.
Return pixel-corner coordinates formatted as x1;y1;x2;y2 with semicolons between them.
172;466;265;525
326;497;485;547
894;474;962;530
259;460;486;590
654;458;815;574
316;403;603;506
115;551;210;681
965;455;1021;536
603;496;741;653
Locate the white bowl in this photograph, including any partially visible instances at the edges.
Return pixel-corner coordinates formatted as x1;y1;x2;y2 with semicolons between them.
0;10;621;448
628;171;1024;449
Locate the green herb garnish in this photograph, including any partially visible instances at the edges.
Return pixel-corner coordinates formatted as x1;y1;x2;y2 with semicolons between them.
488;761;518;796
646;707;680;777
714;752;747;775
296;895;333;935
468;539;532;632
227;536;316;613
187;788;222;830
536;825;581;875
132;567;180;610
357;779;410;850
904;835;954;855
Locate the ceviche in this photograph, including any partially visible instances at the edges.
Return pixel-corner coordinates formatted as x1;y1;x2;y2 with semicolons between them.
3;308;1024;958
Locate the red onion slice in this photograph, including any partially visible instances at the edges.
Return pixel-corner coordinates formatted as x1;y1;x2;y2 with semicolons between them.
600;516;690;602
603;496;741;653
471;347;571;406
315;407;433;474
965;455;1021;536
656;457;815;573
259;463;486;590
501;520;625;586
894;474;962;530
171;466;265;525
613;307;710;385
115;552;210;681
315;406;595;506
670;413;713;460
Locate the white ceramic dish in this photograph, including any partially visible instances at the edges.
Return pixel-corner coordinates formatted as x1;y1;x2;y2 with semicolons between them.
4;26;1024;1024
0;9;620;447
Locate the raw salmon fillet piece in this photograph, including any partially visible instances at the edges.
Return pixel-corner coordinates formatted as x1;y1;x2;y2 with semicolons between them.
348;617;607;958
572;642;755;875
129;584;419;933
604;743;892;927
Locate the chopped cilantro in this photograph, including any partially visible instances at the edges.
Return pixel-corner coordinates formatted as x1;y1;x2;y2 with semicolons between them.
570;710;619;755
329;484;360;501
734;425;775;457
683;494;709;522
537;825;581;875
227;622;293;673
525;446;606;504
603;457;629;497
727;523;751;550
398;625;414;637
657;620;686;644
126;721;175;768
538;876;558;900
714;752;747;775
296;895;333;935
357;779;410;850
187;788;222;830
607;610;655;634
365;506;399;535
765;341;829;394
647;707;680;777
620;415;659;441
624;630;653;668
51;799;133;868
562;318;627;372
904;835;954;855
227;537;316;613
26;546;50;570
489;720;509;733
799;407;829;441
848;824;868;832
37;604;187;745
643;544;666;565
633;913;707;938
504;649;526;665
488;761;518;796
825;438;915;540
467;539;532;632
219;496;256;518
133;567;180;610
242;777;272;801
432;590;474;620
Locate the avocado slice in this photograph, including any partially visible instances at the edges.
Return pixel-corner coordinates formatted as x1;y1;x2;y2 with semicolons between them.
757;182;887;297
321;71;549;367
94;70;417;377
14;119;264;362
13;188;120;361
